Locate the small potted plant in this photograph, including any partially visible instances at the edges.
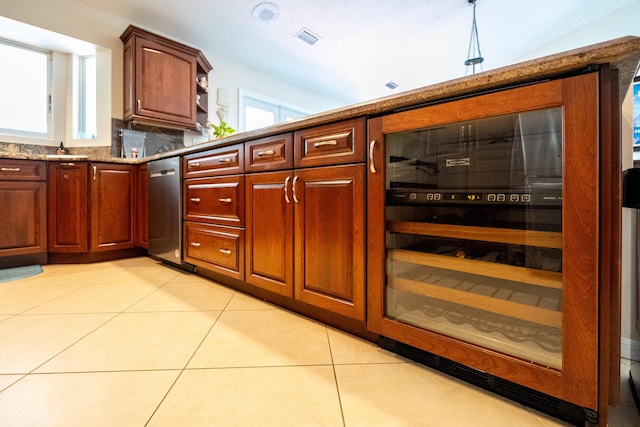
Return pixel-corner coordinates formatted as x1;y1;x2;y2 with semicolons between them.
210;120;235;139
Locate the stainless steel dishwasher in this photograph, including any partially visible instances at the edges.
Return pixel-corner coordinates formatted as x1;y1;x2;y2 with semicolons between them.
148;157;193;271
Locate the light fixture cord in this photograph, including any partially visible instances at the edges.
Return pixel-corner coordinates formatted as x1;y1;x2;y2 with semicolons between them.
465;0;484;75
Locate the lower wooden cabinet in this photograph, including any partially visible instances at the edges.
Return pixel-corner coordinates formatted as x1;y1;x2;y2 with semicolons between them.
245;164;366;320
48;162;136;255
0;159;47;265
47;161;89;252
90;163;135;252
184;221;244;280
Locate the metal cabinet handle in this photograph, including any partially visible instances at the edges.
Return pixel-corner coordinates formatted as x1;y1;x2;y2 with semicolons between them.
190;162;201;168
284;176;291;203
190;197;201;203
313;139;338;148
137;99;141;112
257;149;275;157
1;167;21;172
219;248;232;255
218;197;232;204
92;166;97;181
292;176;300;203
60;162;75;167
218;157;233;163
369;140;377;174
191;242;201;247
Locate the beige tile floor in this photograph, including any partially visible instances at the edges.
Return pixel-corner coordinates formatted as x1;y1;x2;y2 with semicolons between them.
0;257;638;426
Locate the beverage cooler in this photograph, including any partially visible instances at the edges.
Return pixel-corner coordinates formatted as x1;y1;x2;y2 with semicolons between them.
367;71;621;426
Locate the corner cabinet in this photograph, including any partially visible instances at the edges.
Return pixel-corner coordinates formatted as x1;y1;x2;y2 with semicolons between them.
48;162;137;258
367;71;620;423
121;25;212;130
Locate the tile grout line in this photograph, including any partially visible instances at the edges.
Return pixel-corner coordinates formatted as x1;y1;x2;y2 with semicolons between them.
325;328;347;427
143;288;237;426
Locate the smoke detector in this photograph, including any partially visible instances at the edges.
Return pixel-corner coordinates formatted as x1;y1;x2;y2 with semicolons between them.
252;2;280;26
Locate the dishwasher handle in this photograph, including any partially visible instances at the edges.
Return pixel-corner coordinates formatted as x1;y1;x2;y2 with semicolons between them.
150;168;177;178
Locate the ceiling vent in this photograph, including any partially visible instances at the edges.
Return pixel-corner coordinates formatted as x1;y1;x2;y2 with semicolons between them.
295;28;320;46
385;81;399;90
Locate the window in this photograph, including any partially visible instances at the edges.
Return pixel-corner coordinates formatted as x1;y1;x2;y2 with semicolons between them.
240;89;312;132
78;55;97;139
0;39;52;138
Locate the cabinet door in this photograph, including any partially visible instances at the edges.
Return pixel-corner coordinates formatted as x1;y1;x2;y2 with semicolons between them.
245;171;294;297
294;164;366;320
367;74;601;410
90;164;135;252
0;181;47;256
135;37;197;126
47;162;88;253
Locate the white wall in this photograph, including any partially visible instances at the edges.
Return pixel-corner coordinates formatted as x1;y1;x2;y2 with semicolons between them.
0;0;343;148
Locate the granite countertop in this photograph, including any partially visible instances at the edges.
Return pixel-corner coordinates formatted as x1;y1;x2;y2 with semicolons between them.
2;36;640;164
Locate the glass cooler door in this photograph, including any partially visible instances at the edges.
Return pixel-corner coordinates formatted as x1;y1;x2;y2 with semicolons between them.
384;108;564;369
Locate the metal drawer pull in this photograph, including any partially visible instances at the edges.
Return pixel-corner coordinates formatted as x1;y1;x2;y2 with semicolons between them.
93;166;97;181
219;248;232;255
284;176;291;203
218;157;233;163
191;242;201;247
218;197;232;203
369;140;377;174
292;175;300;203
313;139;338;148
60;162;75;167
257;149;275;157
190;197;201;203
190;162;201;168
1;167;21;172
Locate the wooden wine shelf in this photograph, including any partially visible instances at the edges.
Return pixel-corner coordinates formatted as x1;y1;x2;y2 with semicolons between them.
388;248;563;289
387;221;562;249
389;276;562;329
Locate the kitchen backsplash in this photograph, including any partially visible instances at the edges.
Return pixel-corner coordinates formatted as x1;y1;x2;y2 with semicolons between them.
0;120;186;159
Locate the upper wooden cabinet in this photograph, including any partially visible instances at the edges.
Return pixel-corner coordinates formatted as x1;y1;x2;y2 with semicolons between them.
120;25;212;130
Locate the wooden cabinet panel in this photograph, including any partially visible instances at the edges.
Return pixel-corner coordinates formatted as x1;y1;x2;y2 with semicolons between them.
0;159;47;260
0;159;46;181
245;133;293;173
183;144;244;178
184;221;244;280
184;175;244;227
245;171;294;297
120;25;211;129
294;117;365;168
0;181;47;256
47;162;88;253
90;163;135;252
293;164;366;320
136;163;148;248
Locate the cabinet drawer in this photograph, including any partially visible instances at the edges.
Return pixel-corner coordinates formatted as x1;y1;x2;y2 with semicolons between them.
0;159;46;181
184;176;244;226
183;144;244;178
245;133;293;172
294;117;366;168
184;221;244;279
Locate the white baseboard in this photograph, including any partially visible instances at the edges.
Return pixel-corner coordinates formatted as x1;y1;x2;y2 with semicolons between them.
621;337;640;361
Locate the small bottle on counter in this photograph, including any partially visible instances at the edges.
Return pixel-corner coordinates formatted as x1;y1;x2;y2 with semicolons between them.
56;141;67;155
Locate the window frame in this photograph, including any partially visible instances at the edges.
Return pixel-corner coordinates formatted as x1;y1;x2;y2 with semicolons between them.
0;38;53;139
239;88;313;132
